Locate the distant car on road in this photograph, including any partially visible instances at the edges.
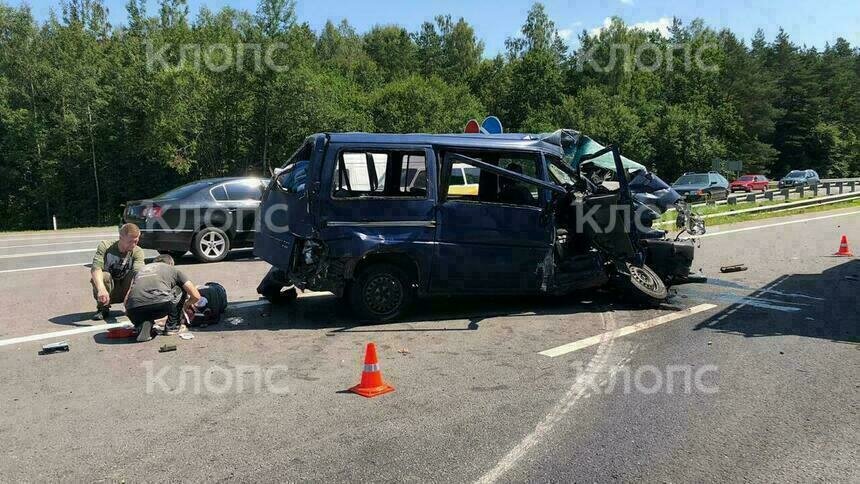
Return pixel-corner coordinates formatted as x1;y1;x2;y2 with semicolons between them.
124;177;268;263
730;174;770;192
671;171;729;202
778;169;820;189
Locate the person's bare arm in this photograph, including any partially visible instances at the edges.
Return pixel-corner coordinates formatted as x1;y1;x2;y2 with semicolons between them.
91;242;109;305
182;281;202;309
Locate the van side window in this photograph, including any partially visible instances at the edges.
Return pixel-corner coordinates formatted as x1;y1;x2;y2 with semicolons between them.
446;152;541;208
334;150;427;198
276;141;313;194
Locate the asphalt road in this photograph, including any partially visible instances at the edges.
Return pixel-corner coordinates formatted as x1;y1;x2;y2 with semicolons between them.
0;210;858;482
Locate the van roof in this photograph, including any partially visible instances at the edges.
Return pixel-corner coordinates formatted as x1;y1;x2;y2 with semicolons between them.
324;132;564;155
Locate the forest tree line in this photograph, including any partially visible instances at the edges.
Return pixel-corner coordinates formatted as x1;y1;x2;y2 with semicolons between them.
1;0;858;229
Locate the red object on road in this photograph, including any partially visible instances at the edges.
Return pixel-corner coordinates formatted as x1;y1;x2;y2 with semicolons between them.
730;174;769;192
349;343;394;398
106;326;136;339
834;235;854;257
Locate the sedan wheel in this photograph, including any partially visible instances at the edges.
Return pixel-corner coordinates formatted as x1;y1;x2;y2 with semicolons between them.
192;227;231;263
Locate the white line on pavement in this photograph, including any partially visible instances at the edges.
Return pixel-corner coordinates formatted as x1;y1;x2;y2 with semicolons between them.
538;303;718;358
696;210;860;239
0;239;105;250
0;263;88;274
0;299;280;348
0;248;93;260
0;317;132;348
0;233;115;243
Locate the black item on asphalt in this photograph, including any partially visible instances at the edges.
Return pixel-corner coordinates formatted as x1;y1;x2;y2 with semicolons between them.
38;341;70;355
720;264;748;273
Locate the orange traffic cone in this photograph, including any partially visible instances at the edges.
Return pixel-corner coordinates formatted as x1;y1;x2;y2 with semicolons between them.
834;235;854;256
349;343;394;398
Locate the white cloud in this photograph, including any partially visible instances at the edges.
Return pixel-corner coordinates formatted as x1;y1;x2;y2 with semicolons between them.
557;22;583;43
588;18;613;37
621;0;634;4
631;17;673;37
588;16;673;38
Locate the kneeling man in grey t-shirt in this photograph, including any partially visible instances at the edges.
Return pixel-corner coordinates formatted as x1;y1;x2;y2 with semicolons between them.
125;254;202;342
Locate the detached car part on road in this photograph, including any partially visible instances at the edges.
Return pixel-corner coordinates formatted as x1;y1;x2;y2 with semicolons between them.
255;130;706;321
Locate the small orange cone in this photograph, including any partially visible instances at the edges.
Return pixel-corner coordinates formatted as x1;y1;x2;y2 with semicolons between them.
834;235;854;256
349;343;394;398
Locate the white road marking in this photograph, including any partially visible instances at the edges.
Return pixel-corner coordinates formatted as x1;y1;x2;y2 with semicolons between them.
0;317;132;348
695;210;860;239
0;233;115;243
0;298;283;348
538;304;718;358
0;263;88;274
477;311;619;484
0;248;93;260
0;239;105;250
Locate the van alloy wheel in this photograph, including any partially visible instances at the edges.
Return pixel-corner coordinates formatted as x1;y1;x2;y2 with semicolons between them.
364;273;404;316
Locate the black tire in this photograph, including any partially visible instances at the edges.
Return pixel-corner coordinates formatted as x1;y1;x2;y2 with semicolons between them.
192;227;231;263
626;262;668;300
349;264;413;322
261;285;298;305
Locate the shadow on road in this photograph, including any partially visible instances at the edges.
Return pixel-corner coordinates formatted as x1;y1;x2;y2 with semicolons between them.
694;259;859;344
49;309;123;327
158;249;258;266
196;287;681;334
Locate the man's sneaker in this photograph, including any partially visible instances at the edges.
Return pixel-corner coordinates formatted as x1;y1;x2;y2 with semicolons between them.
165;324;188;335
92;309;110;321
137;320;153;342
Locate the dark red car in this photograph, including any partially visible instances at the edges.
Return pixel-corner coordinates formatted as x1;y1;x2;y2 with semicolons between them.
730;174;769;192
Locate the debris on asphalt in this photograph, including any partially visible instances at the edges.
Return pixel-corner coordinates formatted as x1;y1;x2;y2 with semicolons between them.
707;341;712;346
398;348;410;355
179;333;194;340
159;344;177;353
720;264;748;273
226;317;247;326
844;275;859;282
38;341;69;355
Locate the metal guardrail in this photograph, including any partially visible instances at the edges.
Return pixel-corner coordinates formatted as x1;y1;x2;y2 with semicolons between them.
657;190;860;226
673;179;860;211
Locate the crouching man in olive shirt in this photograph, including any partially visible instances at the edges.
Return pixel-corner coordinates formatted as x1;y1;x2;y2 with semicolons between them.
125;254;202;342
91;223;146;320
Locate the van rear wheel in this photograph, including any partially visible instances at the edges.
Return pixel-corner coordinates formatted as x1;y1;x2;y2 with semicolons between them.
349;264;412;322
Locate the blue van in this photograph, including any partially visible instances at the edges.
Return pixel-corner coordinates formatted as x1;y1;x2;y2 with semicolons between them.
254;131;702;321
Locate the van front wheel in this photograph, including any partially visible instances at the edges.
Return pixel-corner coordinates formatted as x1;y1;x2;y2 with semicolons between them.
349;264;412;322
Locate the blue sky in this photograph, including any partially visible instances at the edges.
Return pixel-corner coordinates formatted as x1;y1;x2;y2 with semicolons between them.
19;0;860;53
